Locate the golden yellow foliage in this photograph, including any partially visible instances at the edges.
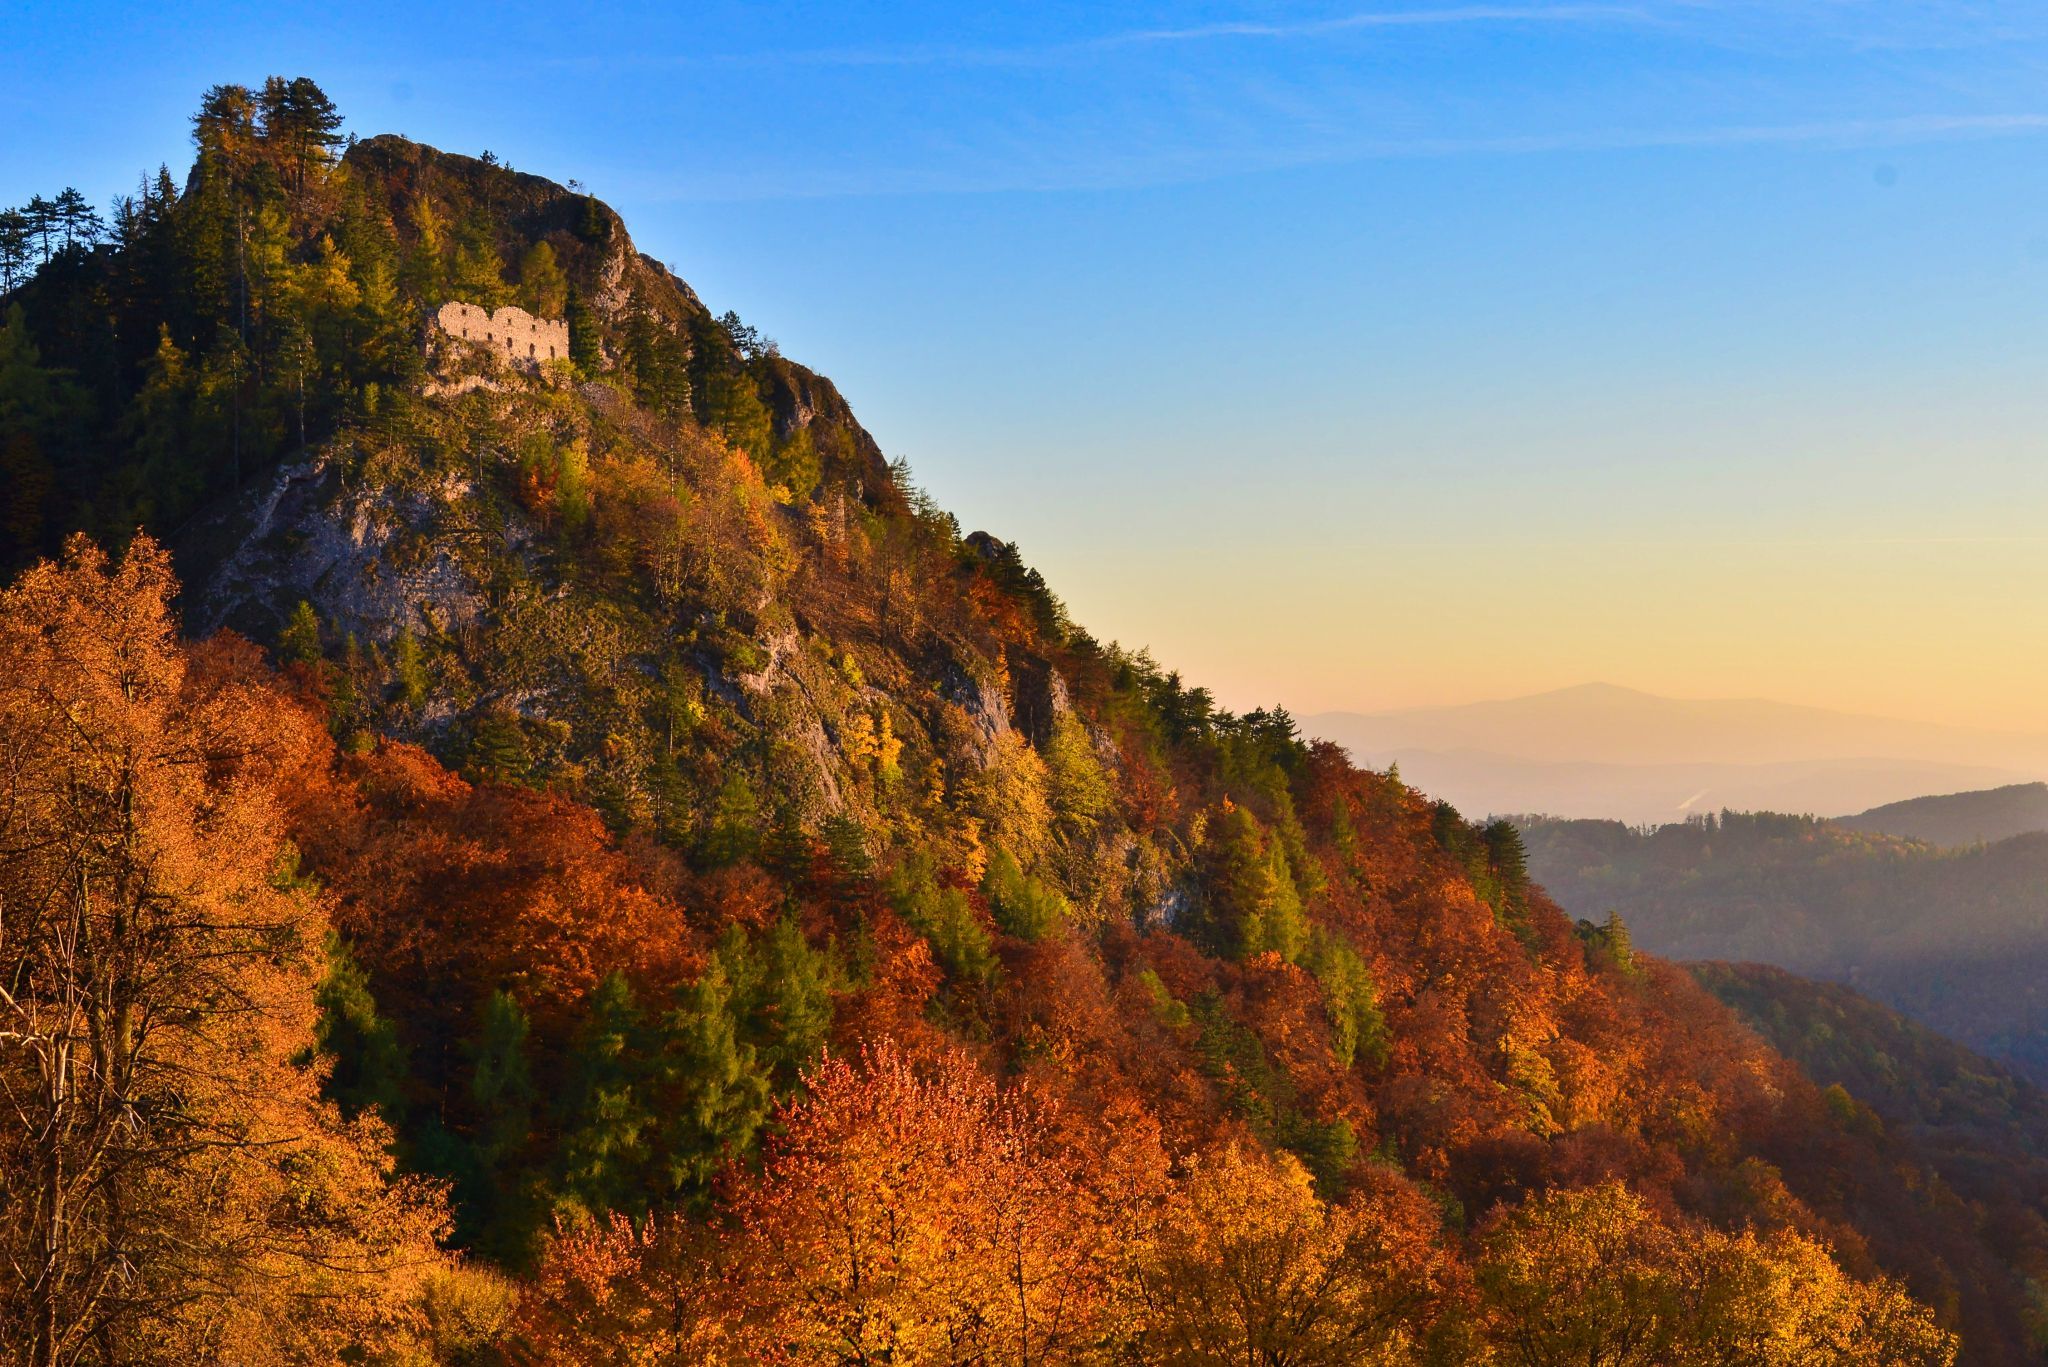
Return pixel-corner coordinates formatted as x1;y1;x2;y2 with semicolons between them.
1132;1143;1465;1365
1477;1182;1955;1367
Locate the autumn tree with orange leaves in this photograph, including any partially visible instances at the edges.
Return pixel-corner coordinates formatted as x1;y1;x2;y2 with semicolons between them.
728;1043;1118;1364
0;536;453;1366
523;1041;1136;1365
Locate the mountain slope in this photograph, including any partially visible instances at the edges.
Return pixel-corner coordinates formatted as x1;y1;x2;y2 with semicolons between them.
3;78;2040;1363
1696;962;2048;1166
1842;783;2048;848
1522;813;2048;1078
1694;962;2048;1334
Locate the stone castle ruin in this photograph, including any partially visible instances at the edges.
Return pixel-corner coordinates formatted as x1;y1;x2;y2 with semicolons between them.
432;301;568;366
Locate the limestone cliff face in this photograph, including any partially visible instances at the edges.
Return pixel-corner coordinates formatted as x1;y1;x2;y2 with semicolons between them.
187;428;1031;835
192;454;498;645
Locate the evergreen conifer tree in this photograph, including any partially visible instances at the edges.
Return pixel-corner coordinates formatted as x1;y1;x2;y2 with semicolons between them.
312;935;411;1123
463;989;541;1260
645;959;772;1206
554;972;654;1221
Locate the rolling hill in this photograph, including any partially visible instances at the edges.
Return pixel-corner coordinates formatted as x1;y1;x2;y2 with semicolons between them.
1522;811;2048;1081
1840;782;2048;848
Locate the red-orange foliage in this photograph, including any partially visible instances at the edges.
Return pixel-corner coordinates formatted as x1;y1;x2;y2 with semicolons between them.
0;536;2003;1361
523;1041;1147;1364
287;743;701;1036
727;1042;1120;1364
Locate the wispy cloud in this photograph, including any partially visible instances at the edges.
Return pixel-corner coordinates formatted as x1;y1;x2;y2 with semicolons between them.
548;2;2048;74
1105;4;1650;47
540;4;1656;74
511;2;2048;203
1379;111;2048;156
619;109;2048;202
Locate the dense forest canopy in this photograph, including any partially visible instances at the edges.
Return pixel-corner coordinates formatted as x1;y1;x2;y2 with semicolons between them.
1;76;2042;1365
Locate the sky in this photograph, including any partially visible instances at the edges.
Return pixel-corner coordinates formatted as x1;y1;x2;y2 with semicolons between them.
6;1;2048;730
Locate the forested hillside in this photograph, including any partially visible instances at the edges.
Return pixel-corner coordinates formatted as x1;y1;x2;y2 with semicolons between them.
1521;812;2048;1080
1696;963;2048;1200
1840;783;2048;848
2;77;2043;1364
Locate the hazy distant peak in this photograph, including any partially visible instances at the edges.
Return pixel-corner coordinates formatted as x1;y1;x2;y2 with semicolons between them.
1304;684;2048;823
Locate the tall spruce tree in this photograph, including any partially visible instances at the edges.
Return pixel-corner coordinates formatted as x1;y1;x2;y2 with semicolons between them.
645;959;772;1206
554;973;654;1221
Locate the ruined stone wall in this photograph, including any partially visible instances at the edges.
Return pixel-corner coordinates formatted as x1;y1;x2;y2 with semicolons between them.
433;300;570;365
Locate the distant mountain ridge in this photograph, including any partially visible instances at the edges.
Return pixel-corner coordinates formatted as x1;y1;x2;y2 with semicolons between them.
1840;782;2048;848
1307;683;2048;824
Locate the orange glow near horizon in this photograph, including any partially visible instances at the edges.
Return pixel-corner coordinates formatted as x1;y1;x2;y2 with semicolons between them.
1043;530;2048;735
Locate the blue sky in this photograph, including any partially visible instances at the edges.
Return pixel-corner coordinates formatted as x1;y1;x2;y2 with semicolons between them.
7;2;2048;727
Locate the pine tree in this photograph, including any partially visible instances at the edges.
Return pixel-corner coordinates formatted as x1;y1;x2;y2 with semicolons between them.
0;208;34;288
742;915;836;1087
0;307;63;567
50;188;103;252
565;285;603;373
1603;910;1637;976
699;770;762;867
554;440;590;532
463;990;540;1260
981;847;1069;942
554;973;654;1222
401;195;451;303
646;959;772;1206
886;851;998;985
762;805;816;879
312;934;411;1123
258;76;343;196
1200;803;1306;963
449;216;509;308
469;990;537;1165
278;598;322;664
23;194;57;263
392;624;428;706
574;193;609;244
821;812;874;883
469;709;530;783
695;363;772;460
1305;930;1389;1071
1328;793;1358;863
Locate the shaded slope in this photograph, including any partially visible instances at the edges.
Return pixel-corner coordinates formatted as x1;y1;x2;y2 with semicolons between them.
1842;783;2048;848
1523;814;2048;1079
